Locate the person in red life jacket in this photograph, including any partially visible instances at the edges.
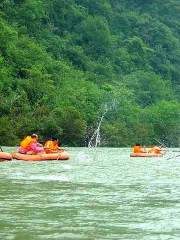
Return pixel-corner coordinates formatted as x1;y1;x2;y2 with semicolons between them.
133;143;147;153
44;138;64;154
18;134;45;155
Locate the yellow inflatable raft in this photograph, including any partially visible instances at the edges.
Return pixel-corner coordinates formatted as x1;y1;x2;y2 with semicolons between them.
11;151;69;161
130;153;163;157
0;152;12;161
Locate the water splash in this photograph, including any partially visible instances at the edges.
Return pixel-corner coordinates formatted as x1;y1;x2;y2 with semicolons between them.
76;100;118;162
75;151;86;161
88;112;106;148
75;112;107;163
87;109;108;160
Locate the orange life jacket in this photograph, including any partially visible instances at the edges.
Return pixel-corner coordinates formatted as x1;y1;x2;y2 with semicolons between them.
148;147;161;154
155;148;161;154
133;146;145;153
44;140;58;153
20;136;37;149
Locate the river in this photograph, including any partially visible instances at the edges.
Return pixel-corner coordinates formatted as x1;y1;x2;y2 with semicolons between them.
0;147;180;240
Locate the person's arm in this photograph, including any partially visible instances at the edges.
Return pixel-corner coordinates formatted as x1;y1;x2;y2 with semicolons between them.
37;143;43;147
141;146;147;153
30;142;44;153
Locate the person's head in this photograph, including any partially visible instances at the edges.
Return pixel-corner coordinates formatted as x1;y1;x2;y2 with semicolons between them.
135;143;141;146
31;134;38;139
52;137;58;142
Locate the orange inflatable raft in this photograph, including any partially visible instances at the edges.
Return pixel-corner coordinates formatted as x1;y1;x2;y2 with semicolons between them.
11;151;69;161
0;152;12;161
130;153;163;157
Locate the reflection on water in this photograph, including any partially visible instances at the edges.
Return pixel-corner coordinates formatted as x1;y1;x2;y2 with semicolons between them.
0;147;180;240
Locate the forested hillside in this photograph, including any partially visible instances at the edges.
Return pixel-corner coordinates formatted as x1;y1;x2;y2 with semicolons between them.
1;0;180;147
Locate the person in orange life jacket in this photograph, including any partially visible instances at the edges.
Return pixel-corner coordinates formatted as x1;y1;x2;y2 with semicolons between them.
148;145;168;154
148;145;161;154
18;134;45;155
133;143;147;153
44;138;64;154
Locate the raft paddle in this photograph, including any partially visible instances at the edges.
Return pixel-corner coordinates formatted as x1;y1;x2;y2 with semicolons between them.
153;138;167;148
0;146;3;152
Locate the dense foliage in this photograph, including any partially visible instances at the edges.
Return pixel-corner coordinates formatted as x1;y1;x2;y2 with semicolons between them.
1;0;180;147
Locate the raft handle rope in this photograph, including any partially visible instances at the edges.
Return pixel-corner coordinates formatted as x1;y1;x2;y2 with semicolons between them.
56;149;65;160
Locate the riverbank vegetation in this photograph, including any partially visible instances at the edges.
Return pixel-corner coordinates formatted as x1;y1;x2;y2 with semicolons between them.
1;0;180;147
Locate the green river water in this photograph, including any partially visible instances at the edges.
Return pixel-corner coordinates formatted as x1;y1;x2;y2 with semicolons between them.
0;147;180;240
